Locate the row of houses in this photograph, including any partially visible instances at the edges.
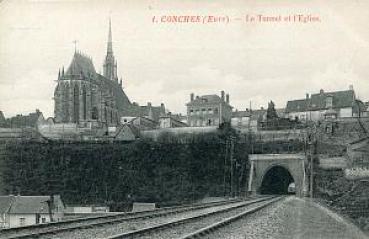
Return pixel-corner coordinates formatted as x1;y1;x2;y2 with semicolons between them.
187;85;369;129
1;85;368;141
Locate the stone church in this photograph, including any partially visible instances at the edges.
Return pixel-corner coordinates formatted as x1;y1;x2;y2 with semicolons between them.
53;20;156;128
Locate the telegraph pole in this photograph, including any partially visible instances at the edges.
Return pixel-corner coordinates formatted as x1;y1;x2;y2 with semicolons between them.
309;123;317;198
223;138;228;197
230;135;235;198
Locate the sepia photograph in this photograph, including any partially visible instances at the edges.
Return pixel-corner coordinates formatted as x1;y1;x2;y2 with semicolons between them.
0;0;368;238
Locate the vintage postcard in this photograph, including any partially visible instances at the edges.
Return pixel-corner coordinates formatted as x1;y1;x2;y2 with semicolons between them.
0;0;368;238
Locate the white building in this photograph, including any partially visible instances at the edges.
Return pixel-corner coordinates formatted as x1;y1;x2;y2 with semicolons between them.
285;86;365;122
0;195;65;228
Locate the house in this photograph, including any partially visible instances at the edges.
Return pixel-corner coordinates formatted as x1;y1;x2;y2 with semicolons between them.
115;124;140;141
169;113;188;125
0;195;65;228
363;102;369;117
347;137;369;168
159;114;188;128
285;86;365;122
0;111;6;127
131;116;158;131
2;109;44;129
231;109;251;128
186;91;233;127
121;102;166;124
249;108;267;131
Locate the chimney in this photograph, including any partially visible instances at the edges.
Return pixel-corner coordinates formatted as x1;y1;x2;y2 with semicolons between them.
190;93;194;101
306;93;309;99
226;94;229;104
148;102;154;120
221;90;225;101
160;103;165;116
320;89;324;95
349;84;354;91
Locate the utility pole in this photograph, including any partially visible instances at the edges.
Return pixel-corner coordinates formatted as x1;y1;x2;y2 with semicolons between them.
230;135;235;198
309;124;317;198
223;139;229;197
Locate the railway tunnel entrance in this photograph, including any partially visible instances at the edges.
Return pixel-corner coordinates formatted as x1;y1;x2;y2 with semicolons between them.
248;154;308;197
260;166;295;195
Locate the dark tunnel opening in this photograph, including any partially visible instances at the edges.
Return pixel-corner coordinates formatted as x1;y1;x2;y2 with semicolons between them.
260;166;295;195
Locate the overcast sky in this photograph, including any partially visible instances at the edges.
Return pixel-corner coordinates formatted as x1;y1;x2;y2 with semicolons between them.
1;0;369;118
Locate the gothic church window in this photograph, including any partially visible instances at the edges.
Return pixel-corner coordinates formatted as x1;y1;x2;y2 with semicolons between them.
104;107;107;122
63;84;70;122
82;86;87;120
73;85;80;123
92;107;98;120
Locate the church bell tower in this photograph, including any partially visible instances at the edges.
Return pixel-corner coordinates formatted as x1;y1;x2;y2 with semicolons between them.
103;18;118;81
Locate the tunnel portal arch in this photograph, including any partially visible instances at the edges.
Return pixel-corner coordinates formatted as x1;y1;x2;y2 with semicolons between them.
260;165;295;195
248;154;308;197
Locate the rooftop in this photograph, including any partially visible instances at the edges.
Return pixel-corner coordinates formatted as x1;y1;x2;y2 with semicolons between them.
66;52;96;76
0;195;63;214
286;89;356;113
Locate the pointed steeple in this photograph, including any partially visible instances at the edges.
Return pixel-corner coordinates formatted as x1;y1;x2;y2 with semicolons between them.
107;17;113;54
103;18;118;81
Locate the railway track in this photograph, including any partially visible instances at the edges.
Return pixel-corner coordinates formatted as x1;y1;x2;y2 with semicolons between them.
0;197;250;239
179;197;283;239
105;196;282;239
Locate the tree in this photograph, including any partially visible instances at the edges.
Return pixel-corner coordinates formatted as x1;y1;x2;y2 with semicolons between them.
266;101;278;120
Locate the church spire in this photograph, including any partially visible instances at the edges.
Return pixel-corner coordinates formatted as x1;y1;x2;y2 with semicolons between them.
103;18;118;81
107;17;113;54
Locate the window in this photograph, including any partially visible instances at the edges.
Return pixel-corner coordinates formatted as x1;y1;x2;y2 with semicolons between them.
42;218;46;223
73;85;80;123
196;109;200;115
82;86;87;120
214;108;219;114
92;107;99;120
208;108;213;114
19;218;26;226
190;109;194;115
326;96;333;108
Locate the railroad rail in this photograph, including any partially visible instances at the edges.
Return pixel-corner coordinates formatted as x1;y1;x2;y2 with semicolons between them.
105;196;282;239
0;198;247;239
179;197;284;238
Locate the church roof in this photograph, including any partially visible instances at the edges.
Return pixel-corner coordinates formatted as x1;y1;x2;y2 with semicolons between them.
66;52;96;76
95;74;132;115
